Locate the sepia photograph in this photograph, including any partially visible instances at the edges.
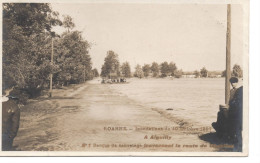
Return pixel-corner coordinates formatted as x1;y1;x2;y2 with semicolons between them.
1;0;249;156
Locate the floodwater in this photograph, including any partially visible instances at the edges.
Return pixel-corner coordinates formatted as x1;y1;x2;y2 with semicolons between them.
109;78;225;128
14;77;236;152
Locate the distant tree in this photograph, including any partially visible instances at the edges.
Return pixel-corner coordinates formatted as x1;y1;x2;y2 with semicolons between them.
92;68;99;77
121;62;131;78
221;65;243;78
232;64;243;78
142;64;150;77
200;67;208;78
62;15;75;32
207;71;222;78
183;71;193;75
222;70;226;77
101;51;120;78
150;62;159;77
174;69;183;78
168;62;177;76
134;64;144;78
194;70;200;78
160;62;169;77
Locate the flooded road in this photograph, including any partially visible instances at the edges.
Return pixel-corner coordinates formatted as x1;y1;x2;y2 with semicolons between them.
14;79;231;152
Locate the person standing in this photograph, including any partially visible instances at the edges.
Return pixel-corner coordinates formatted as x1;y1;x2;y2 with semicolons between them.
2;87;20;151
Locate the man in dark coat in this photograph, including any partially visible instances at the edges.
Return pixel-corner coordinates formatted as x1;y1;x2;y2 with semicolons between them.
212;77;243;141
228;85;243;151
2;87;20;151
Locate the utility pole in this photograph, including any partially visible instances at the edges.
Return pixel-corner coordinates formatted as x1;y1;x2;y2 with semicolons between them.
49;36;54;97
225;4;231;104
83;65;86;82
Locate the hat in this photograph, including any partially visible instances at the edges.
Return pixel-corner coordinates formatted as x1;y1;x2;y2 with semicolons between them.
229;77;238;83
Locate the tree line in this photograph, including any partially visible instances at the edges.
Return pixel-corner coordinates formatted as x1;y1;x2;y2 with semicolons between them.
100;51;243;79
3;3;98;100
100;51;180;79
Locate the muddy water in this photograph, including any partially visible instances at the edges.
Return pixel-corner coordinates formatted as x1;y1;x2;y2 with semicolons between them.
109;78;225;128
14;79;231;152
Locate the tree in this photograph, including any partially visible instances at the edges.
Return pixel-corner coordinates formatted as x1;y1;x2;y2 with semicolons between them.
3;3;62;38
200;67;208;78
168;62;177;76
121;62;131;78
194;70;200;78
101;51;120;78
134;64;144;78
54;30;92;85
62;15;75;32
160;62;169;77
142;64;150;77
3;32;58;96
232;64;243;78
2;3;94;99
222;70;226;77
221;65;243;78
92;68;99;77
150;62;159;77
2;3;62;97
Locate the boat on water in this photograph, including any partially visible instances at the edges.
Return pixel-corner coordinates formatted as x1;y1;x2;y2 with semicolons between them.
101;78;129;84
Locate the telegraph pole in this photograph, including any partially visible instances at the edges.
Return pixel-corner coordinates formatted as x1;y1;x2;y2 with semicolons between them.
225;4;231;104
49;36;54;97
83;65;86;82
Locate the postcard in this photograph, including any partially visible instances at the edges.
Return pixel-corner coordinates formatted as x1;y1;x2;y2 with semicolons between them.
1;0;249;156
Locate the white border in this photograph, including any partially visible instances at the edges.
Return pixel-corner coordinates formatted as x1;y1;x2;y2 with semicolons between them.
0;0;254;158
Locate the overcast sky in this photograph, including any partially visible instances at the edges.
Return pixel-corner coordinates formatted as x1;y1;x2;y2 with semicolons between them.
51;3;244;72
